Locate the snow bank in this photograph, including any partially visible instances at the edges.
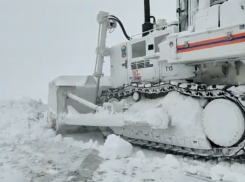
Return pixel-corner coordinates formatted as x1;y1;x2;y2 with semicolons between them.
0;97;103;181
0;97;99;150
98;134;133;159
0;97;55;142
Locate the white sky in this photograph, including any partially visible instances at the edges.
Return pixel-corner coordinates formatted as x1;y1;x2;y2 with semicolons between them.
0;0;176;102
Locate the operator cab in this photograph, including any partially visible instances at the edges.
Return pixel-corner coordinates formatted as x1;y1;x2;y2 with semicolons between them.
177;0;228;32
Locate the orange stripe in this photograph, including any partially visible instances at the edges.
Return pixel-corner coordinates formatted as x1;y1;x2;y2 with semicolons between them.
178;38;245;53
177;32;245;49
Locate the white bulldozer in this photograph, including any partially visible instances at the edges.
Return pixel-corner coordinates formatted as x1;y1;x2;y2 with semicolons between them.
48;0;245;160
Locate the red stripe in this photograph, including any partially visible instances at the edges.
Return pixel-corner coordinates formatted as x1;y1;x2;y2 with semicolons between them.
177;32;245;50
178;38;245;53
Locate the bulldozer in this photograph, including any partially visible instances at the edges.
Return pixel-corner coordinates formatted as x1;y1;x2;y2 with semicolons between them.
48;0;245;160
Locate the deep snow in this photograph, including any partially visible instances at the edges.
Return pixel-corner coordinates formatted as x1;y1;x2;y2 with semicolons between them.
1;97;245;181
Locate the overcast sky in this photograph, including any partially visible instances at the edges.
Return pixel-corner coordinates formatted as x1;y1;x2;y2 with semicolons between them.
0;0;176;102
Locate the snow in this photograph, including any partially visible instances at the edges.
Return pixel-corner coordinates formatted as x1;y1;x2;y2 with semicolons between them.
66;109;126;127
0;98;53;142
93;152;182;182
230;162;245;175
125;106;170;129
98;134;133;159
135;150;145;158
182;160;245;182
164;154;180;169
2;170;26;182
0;98;100;181
2;97;245;181
210;164;230;181
121;91;204;129
228;85;245;96
67;91;204;130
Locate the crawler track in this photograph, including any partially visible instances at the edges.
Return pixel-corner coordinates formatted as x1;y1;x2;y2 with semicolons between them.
98;81;245;162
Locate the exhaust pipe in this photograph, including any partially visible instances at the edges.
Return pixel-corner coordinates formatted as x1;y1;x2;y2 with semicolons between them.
142;0;153;37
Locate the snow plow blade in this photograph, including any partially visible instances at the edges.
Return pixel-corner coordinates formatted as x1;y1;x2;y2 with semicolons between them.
47;75;111;131
47;75;149;133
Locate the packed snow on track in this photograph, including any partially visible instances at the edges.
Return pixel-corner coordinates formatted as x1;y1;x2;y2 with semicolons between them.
1;97;245;181
67;91;206;130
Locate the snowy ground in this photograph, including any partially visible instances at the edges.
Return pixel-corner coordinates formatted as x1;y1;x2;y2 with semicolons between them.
1;98;245;182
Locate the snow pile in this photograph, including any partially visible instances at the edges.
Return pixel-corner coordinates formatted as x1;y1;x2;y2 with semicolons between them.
98;134;133;159
157;92;204;127
0;97;55;142
163;154;180;169
0;97;99;150
122;97;170;129
135;150;145;158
